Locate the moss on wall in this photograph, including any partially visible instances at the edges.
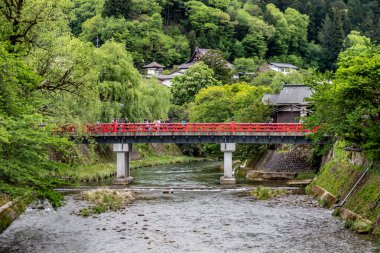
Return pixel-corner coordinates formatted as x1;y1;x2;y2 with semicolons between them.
307;160;361;198
308;142;380;236
0;198;26;233
345;172;380;222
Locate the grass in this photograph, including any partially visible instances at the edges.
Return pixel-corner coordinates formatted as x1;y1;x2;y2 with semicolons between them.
345;218;373;234
306;160;361;198
307;141;380;237
249;186;287;200
79;189;136;216
295;171;317;180
59;155;206;181
0;194;10;206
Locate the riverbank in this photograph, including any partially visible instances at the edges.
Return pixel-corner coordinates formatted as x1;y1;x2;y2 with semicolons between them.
59;156;209;182
58;143;211;182
307;142;380;237
0;195;26;233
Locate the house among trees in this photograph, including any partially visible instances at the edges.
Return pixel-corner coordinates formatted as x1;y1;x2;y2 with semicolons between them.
262;84;312;123
143;47;233;87
143;61;165;77
155;72;183;87
269;62;299;75
178;48;211;73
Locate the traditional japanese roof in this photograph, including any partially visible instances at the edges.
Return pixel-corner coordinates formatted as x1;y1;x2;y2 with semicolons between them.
186;48;209;64
155;71;182;79
262;85;312;105
269;62;299;69
262;94;280;105
178;62;196;69
143;61;165;68
177;47;234;70
197;48;209;55
156;74;176;80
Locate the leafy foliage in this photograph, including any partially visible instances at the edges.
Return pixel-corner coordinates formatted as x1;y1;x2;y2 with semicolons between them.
171;62;221;106
1;0;380;207
189;82;271;122
0;42;71;207
307;43;380;160
200;49;232;83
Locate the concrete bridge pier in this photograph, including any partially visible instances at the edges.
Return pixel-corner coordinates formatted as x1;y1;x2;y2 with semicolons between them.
113;143;134;185
220;143;236;185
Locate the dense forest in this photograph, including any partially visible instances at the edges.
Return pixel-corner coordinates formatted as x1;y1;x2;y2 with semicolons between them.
0;0;379;205
71;0;380;70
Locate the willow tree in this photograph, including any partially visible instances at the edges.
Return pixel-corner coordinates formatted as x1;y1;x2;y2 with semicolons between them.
94;41;141;122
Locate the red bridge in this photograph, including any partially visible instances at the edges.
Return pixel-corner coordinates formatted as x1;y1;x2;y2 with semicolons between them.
67;122;318;144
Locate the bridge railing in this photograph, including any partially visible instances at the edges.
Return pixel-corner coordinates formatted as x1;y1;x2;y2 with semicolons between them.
79;123;318;134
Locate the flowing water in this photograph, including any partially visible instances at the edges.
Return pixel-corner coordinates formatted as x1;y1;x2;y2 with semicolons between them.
0;161;379;253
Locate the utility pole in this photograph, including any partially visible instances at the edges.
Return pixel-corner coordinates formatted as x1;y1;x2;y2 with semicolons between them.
95;36;100;48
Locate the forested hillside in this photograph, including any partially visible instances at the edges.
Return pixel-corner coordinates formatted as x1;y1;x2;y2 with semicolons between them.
0;0;379;205
72;0;380;70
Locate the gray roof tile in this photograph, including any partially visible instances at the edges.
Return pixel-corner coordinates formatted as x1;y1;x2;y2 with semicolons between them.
262;85;312;105
269;62;298;69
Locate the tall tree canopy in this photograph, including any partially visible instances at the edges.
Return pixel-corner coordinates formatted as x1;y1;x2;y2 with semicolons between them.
189;83;271;122
307;41;380;159
170;62;221;106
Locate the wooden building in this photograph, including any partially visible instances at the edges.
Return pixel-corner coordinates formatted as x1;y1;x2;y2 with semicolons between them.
143;61;165;77
269;62;298;75
262;85;312;123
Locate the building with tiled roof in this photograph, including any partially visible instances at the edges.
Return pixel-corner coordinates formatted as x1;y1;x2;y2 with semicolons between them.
269;62;299;75
262;85;312;123
143;61;165;77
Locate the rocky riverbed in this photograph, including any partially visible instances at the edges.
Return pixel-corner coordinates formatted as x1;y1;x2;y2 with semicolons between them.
0;162;379;253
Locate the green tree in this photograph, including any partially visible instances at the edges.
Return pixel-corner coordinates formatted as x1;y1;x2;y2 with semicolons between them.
29;36;98;94
318;10;346;70
135;78;172;121
284;8;309;55
189;82;271;122
0;0;73;47
80;15;129;46
307;44;380;159
233;57;259;74
185;1;234;49
0;42;73;207
265;4;290;56
200;49;231;83
102;0;132;19
242;33;268;59
251;69;307;92
232;57;260;82
171;62;221;105
342;31;371;52
81;14;190;67
95;40;142;122
130;0;162;18
70;0;104;36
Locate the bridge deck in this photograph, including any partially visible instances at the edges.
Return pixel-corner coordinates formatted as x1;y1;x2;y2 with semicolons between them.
65;123;317;144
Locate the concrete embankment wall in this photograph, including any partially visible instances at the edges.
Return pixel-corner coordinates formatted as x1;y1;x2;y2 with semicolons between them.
307;142;380;236
0;195;26;233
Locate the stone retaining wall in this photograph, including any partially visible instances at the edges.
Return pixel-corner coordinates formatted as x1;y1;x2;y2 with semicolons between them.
0;198;25;233
310;185;337;208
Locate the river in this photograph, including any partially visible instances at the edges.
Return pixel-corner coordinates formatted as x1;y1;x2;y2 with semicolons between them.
0;161;379;253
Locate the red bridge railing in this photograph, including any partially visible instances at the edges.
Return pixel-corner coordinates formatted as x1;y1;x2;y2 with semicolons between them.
61;123;318;134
